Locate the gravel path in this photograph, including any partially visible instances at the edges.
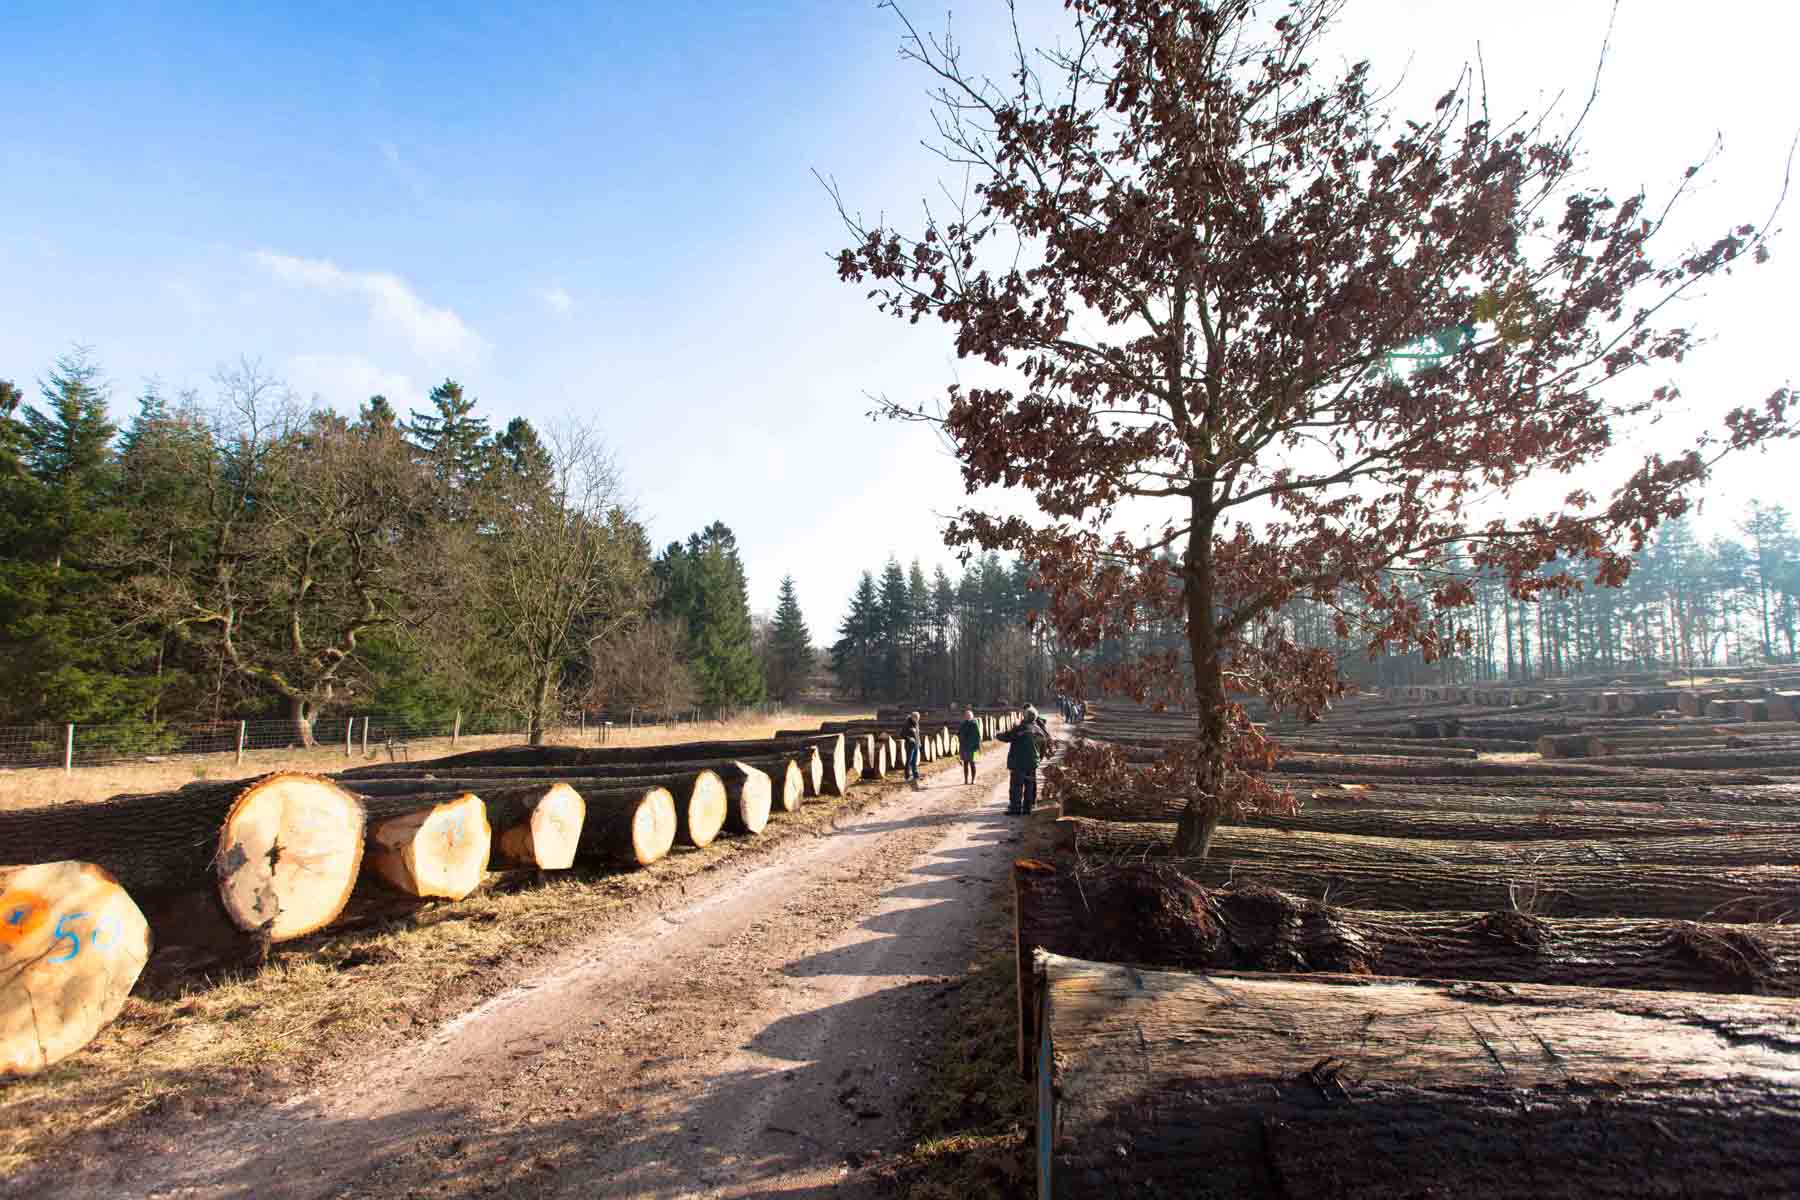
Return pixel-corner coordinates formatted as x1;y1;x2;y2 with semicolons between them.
54;736;1033;1199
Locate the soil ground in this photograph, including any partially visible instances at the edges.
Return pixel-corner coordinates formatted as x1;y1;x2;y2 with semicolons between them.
4;730;1043;1198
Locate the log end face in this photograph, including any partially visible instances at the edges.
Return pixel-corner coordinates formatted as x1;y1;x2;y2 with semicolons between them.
634;787;678;866
371;793;492;900
730;763;773;835
216;773;366;942
776;762;805;813
684;772;729;848
0;861;151;1076
500;784;585;870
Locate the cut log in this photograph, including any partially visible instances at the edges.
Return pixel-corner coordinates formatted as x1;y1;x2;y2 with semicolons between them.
1034;950;1800;1197
1056;817;1800;868
340;753;807;793
718;762;773;835
488;783;584;870
1011;860;1800;1074
0;861;152;1076
767;757;804;814
1572;747;1800;771
365;793;492;900
576;786;676;867
399;735;840;773
0;772;365;942
1168;857;1800;921
345;770;726;849
1237;804;1789;842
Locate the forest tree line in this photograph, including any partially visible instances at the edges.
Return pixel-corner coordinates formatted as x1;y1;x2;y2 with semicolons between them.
1082;509;1800;696
0;350;804;744
831;554;1058;705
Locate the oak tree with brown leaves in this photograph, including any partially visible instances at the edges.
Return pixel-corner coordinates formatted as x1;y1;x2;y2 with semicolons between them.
831;0;1795;856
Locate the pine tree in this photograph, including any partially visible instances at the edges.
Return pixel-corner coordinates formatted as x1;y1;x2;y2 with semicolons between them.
406;379;491;515
877;558;910;698
768;575;813;701
832;572;881;699
654;522;764;707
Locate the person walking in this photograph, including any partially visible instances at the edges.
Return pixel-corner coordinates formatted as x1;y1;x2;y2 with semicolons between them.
957;707;981;784
903;710;922;786
999;706;1051;815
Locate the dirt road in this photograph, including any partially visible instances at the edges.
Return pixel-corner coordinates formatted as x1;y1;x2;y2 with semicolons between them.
32;736;1035;1199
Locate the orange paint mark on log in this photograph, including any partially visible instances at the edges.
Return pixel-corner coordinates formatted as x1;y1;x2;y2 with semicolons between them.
0;890;49;944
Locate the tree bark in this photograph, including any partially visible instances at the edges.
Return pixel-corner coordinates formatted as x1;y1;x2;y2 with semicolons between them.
1034;950;1800;1198
1235;805;1790;842
289;694;315;748
403;734;841;797
1;861;152;1077
716;762;772;835
1011;860;1800;1074
1162;857;1800;921
1055;816;1800;868
0;772;365;942
365;793;492;900
574;786;675;867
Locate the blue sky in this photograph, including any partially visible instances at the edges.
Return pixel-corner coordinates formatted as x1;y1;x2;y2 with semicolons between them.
3;2;1795;633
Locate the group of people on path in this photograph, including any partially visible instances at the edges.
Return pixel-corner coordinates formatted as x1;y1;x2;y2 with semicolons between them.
899;705;1055;816
1055;694;1086;722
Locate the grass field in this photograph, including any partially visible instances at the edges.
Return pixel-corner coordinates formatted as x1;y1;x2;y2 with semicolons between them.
0;707;875;812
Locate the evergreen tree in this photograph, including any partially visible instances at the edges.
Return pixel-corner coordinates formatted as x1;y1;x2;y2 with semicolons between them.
653;522;764;707
768;575;813;701
832;572;881;699
406;379;491;516
877;558;910;697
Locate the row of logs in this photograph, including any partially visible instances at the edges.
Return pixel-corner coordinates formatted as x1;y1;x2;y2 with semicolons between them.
2;714;1017;1076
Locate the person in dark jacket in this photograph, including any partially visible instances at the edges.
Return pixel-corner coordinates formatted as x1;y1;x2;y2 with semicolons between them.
957;708;981;784
998;706;1051;815
903;711;921;785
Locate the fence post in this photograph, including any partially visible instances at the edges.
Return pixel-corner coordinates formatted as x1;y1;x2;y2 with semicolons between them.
236;720;247;766
64;723;73;774
580;710;586;738
345;718;353;758
361;716;369;758
452;709;462;747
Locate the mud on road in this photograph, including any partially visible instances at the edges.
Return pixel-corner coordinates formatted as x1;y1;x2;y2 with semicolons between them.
22;738;1036;1199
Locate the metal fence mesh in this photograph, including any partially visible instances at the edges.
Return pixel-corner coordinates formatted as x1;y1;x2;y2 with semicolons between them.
0;701;796;770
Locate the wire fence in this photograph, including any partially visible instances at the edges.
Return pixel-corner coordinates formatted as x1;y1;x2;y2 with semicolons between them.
0;701;798;771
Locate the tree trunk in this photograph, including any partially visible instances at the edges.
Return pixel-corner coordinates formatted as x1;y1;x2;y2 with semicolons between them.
1164;857;1800;921
1055;817;1800;868
1234;805;1790;842
715;762;773;835
351;782;584;871
1034;950;1800;1197
575;786;676;867
1011;860;1800;1075
365;793;492;900
346;771;726;850
406;734;841;796
290;695;316;748
0;773;365;941
1;861;152;1077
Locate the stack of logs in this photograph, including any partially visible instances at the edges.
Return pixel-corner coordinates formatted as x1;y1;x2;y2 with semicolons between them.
0;707;1019;1076
1021;698;1800;1195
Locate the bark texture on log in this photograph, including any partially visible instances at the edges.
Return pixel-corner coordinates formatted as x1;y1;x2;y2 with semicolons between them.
395;736;837;773
717;763;772;835
1012;861;1800;1074
1057;817;1800;868
0;773;366;942
1236;805;1790;842
1168;857;1800;922
1036;950;1800;1198
0;861;152;1076
574;787;676;867
365;793;492;900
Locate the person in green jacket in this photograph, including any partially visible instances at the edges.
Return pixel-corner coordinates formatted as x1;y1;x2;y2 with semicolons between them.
999;706;1051;815
957;708;981;784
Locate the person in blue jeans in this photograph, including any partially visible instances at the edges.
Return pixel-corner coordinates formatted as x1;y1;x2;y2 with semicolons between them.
903;711;921;785
998;706;1050;815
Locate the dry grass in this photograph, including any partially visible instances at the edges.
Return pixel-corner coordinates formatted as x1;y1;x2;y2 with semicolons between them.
0;707;874;812
0;736;932;1179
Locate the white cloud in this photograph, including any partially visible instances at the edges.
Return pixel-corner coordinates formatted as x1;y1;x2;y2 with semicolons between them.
285;352;421;412
538;284;573;315
250;249;487;361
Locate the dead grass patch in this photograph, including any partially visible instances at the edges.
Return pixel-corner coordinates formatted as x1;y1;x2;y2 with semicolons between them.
0;730;915;1180
0;707;872;812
